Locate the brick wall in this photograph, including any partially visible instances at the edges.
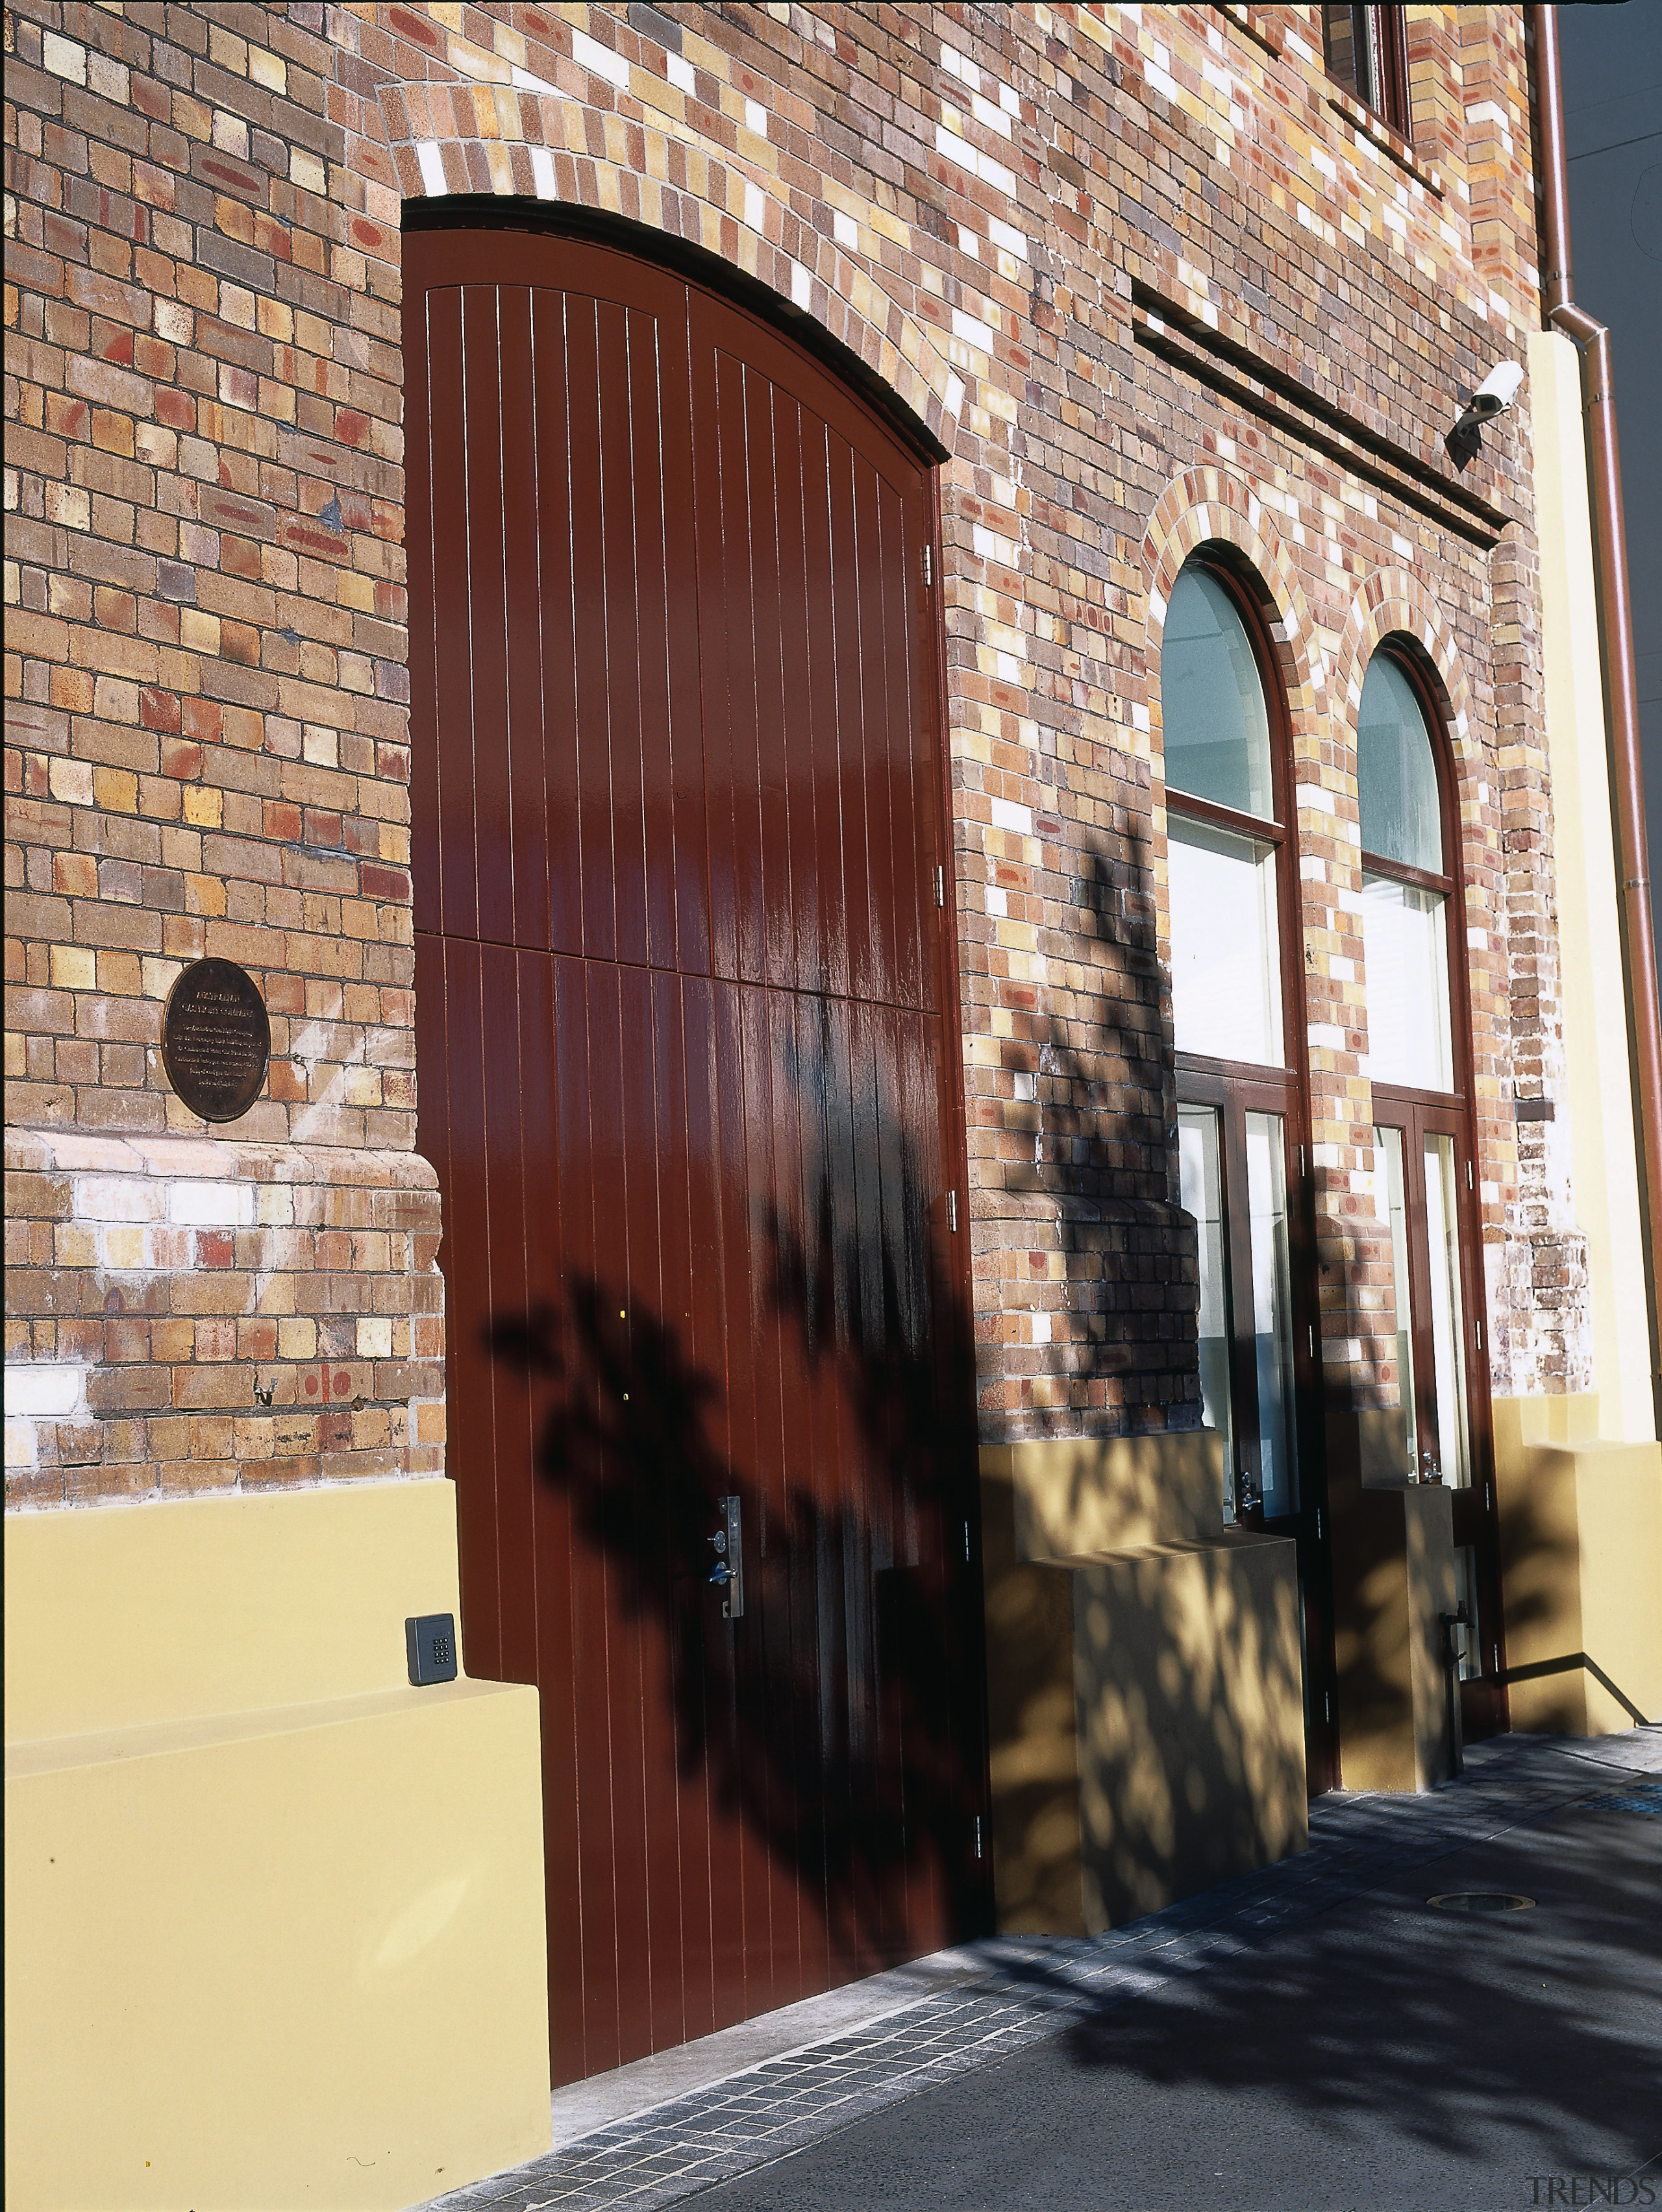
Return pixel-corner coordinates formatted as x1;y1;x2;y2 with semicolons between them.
5;3;1583;1501
3;0;436;1498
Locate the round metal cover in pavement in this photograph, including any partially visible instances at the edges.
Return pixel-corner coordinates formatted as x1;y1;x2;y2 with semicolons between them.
1426;1892;1537;1912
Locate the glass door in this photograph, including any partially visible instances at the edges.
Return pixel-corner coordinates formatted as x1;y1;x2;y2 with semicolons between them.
1178;1072;1335;1786
1178;1089;1305;1524
1371;1094;1502;1733
1163;552;1335;1790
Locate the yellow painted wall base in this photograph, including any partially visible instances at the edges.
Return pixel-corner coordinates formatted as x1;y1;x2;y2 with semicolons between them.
1325;1410;1460;1794
981;1436;1307;1936
1494;1395;1662;1736
5;1481;552;2211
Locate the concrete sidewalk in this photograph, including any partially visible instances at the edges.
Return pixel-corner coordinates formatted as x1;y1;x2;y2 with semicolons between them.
425;1729;1662;2212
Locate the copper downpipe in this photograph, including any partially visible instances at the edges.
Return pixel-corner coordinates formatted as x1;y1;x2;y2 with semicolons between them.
1530;3;1662;1431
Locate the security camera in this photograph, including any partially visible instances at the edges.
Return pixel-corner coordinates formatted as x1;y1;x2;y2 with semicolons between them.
1446;360;1525;470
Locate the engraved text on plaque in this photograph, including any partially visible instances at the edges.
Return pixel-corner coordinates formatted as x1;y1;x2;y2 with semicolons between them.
162;958;271;1123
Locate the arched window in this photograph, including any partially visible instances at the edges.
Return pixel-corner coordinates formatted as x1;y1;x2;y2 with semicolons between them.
1357;642;1498;1717
1165;566;1283;1067
1358;652;1453;1091
1165;558;1313;1537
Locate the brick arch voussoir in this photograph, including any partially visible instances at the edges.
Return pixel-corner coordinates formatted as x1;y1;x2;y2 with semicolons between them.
375;82;965;455
1141;471;1330;766
1333;568;1491;881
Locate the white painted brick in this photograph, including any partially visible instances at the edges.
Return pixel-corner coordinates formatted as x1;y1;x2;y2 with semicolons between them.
167;1181;254;1227
75;1176;164;1223
572;27;630;92
4;1363;86;1418
42;32;86;84
952;306;997;352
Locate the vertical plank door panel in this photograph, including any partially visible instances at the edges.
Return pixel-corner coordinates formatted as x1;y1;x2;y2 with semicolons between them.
519;951;585;2089
425;291;478;945
600;304;650;973
603;955;660;2064
406;311;441;940
853;457;904;1013
460;289;515;952
802;415;850;1005
774;396;821;1002
565;297;617;969
673;970;723;2045
478;940;532;1680
530;291;584;959
499;290;553;958
406;226;984;2086
432;934;499;1677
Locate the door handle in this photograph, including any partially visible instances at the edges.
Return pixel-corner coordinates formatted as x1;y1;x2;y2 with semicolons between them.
708;1495;744;1619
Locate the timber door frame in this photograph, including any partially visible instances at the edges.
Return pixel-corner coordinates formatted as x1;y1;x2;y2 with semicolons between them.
1169;550;1339;1795
1363;640;1505;1740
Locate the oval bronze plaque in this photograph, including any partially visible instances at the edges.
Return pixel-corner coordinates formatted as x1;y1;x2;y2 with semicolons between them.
162;957;271;1124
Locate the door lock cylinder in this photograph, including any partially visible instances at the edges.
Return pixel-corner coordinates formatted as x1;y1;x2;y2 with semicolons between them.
707;1496;744;1619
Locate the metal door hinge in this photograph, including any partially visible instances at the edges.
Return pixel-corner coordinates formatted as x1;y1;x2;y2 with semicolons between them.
1476;1317;1483;1349
1467;1159;1474;1191
947;1189;958;1233
935;863;945;908
1316;1506;1323;1540
923;543;933;586
1324;1690;1331;1723
964;1519;972;1565
973;1813;984;1859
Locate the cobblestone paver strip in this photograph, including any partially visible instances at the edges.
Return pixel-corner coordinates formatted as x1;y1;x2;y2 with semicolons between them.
423;1732;1662;2212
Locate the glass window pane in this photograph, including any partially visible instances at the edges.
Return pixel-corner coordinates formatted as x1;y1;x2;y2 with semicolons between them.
1170;815;1284;1068
1424;1133;1470;1488
1375;1124;1419;1477
1163;565;1275;820
1178;1105;1235;1523
1245;1112;1298;1518
1361;872;1453;1091
1323;5;1380;110
1358;653;1443;873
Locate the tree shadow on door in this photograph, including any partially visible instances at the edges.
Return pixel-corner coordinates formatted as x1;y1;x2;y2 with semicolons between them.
486;1018;986;1982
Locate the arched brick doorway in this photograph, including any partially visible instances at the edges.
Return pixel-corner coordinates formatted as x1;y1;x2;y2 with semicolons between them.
404;225;986;2084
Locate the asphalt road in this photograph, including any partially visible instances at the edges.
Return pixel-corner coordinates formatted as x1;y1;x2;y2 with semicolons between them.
691;1799;1662;2212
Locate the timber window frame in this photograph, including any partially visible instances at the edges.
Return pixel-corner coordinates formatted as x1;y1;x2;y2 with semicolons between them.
1321;5;1412;138
1358;639;1507;1736
1164;556;1319;1532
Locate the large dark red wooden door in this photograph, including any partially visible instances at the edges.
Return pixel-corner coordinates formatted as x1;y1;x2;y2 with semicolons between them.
404;227;984;2084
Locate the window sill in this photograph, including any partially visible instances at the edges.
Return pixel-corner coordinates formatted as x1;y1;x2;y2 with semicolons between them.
1325;88;1445;199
